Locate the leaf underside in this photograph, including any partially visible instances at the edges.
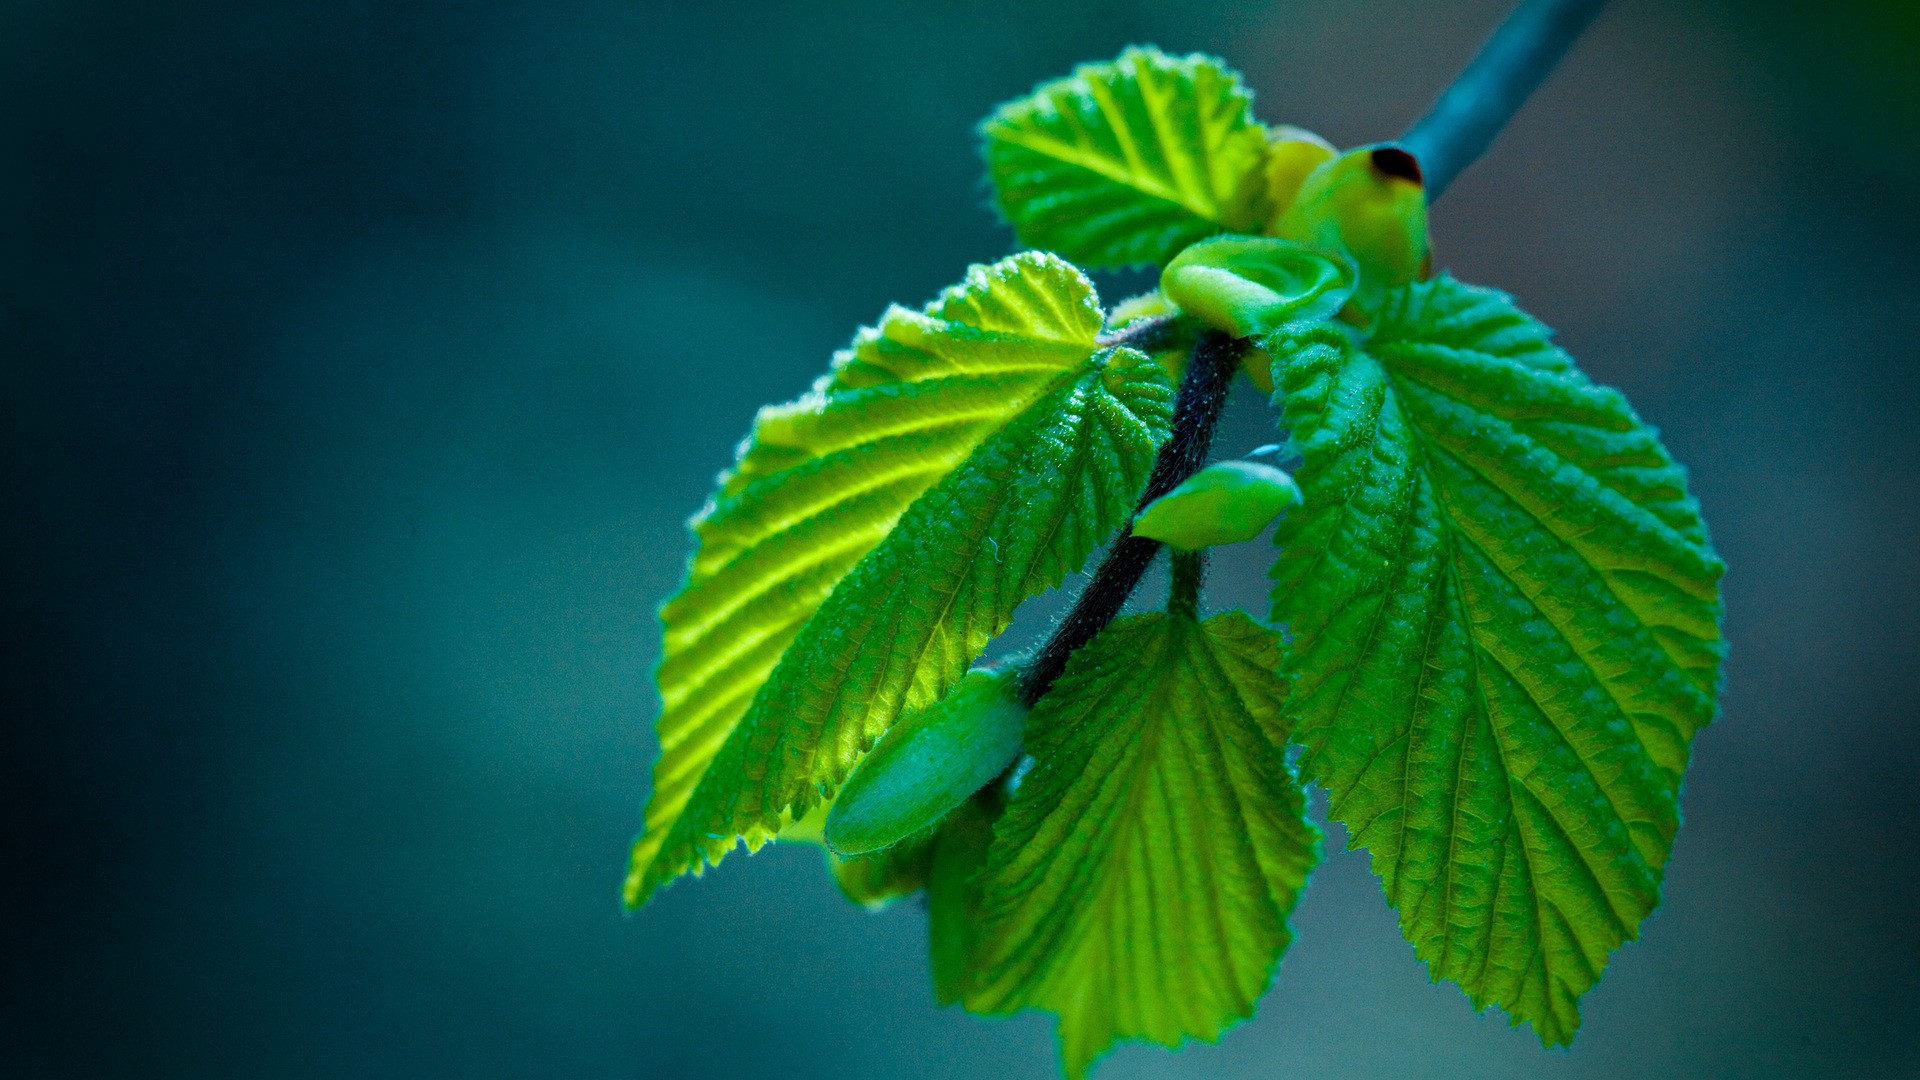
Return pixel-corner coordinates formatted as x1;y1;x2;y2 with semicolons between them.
968;611;1320;1080
982;46;1269;270
1267;276;1725;1044
629;252;1174;904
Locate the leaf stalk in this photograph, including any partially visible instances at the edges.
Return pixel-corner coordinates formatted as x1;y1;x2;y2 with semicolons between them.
1168;550;1206;619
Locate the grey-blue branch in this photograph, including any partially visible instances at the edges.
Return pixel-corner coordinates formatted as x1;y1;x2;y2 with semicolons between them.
1401;0;1610;201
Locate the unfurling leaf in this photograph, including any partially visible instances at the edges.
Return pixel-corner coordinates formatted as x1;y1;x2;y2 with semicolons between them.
825;666;1026;856
1160;234;1354;339
1133;459;1300;550
982;46;1269;269
627;252;1174;905
1266;276;1725;1045
967;611;1320;1080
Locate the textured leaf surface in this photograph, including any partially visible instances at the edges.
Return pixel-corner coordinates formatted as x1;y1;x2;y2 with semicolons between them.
968;611;1319;1079
628;254;1174;903
1266;277;1725;1044
982;46;1269;269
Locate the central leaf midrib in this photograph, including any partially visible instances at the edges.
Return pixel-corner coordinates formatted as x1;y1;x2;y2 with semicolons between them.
996;127;1205;217
1183;622;1287;1004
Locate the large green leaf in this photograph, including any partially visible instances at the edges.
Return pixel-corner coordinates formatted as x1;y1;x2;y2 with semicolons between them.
967;611;1319;1079
627;253;1174;904
1265;277;1725;1044
982;46;1269;270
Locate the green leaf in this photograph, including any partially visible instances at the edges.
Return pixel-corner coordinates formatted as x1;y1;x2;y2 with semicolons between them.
628;252;1175;904
982;46;1269;269
1160;235;1354;339
967;611;1320;1080
1265;277;1725;1045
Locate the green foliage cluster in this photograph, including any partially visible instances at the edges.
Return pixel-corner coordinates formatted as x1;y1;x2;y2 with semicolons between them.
626;45;1724;1078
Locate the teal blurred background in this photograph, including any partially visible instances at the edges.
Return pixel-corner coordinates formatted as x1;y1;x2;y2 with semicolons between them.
4;1;1916;1076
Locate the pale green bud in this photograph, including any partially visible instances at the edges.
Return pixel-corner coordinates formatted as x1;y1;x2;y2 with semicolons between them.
1132;460;1301;550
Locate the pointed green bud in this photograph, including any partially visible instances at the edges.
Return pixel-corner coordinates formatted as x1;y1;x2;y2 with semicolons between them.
1272;143;1430;310
825;668;1026;857
1259;125;1337;230
1160;235;1355;340
1132;460;1301;550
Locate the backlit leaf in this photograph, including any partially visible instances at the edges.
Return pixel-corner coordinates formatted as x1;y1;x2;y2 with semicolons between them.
968;611;1319;1079
982;46;1270;269
628;253;1174;904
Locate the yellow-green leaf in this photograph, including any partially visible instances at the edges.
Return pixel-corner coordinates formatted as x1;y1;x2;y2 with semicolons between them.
982;46;1270;269
628;253;1174;904
967;611;1319;1079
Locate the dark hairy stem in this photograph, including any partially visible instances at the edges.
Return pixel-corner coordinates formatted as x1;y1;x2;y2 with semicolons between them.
1400;0;1610;202
1017;330;1246;707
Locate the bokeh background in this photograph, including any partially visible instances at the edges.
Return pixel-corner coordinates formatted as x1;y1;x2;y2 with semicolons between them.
5;0;1916;1076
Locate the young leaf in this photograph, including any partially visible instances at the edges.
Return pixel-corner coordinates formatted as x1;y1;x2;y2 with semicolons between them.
982;46;1269;269
627;251;1117;904
628;254;1175;904
1160;235;1354;340
1266;278;1725;1044
967;611;1320;1080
